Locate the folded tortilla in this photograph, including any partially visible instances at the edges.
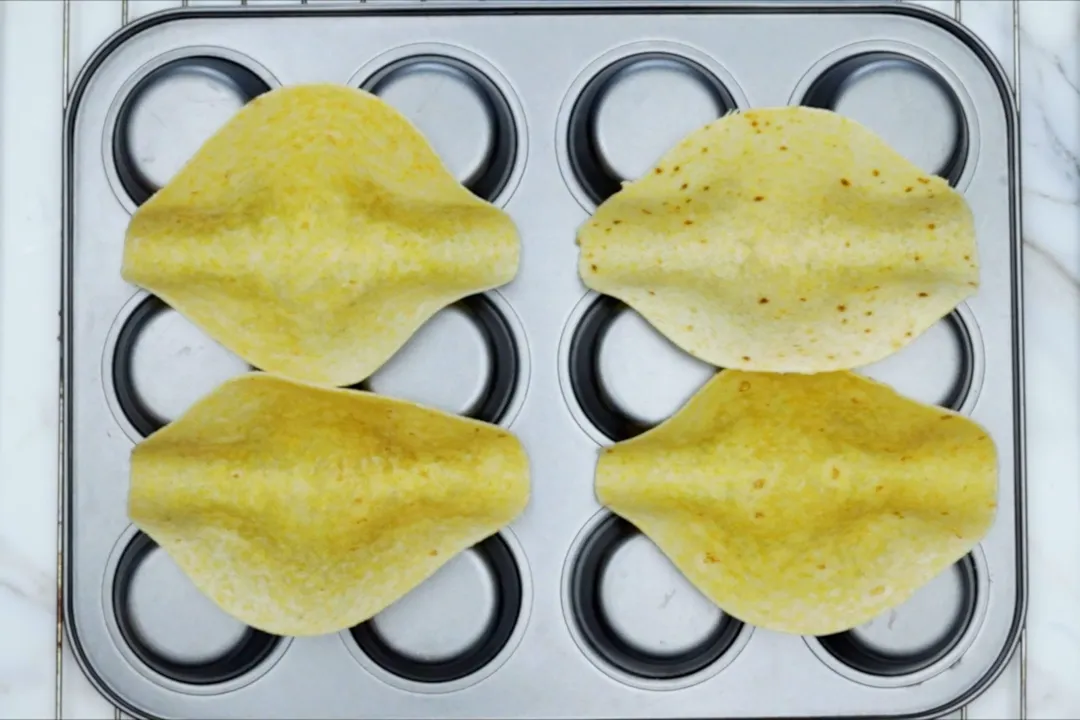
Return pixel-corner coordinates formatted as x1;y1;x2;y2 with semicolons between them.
122;83;520;388
595;370;997;636
577;106;978;373
128;373;530;637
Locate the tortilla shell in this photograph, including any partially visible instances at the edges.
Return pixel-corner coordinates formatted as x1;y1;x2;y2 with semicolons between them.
577;106;979;373
128;373;530;637
595;370;997;636
122;83;520;388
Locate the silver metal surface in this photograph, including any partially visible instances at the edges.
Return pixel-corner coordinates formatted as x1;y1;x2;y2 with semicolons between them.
351;43;527;205
591;57;730;184
857;304;983;413
362;292;529;425
368;59;498;189
101;526;289;694
61;3;1025;719
370;549;499;664
125;543;250;666
802;52;967;181
367;303;495;416
559;41;746;208
561;511;753;692
806;547;992;690
848;559;973;659
104;48;278;212
598;531;724;656
593;296;715;428
107;293;250;437
121;60;254;194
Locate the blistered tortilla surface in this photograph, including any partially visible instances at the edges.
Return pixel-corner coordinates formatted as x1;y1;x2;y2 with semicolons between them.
122;83;520;388
128;373;530;637
578;106;979;373
595;370;997;636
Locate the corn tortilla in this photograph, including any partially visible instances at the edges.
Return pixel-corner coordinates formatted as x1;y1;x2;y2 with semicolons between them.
128;373;530;637
578;106;979;373
122;83;521;388
595;370;997;636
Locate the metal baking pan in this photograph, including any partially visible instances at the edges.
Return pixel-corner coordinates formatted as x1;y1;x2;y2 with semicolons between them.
61;2;1025;718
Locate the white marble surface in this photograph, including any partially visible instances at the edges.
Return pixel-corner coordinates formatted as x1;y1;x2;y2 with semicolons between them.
0;0;1077;718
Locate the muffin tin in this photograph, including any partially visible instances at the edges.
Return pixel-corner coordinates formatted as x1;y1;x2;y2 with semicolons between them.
62;2;1024;718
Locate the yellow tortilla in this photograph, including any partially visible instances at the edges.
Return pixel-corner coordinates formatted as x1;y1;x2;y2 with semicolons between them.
578;106;978;373
122;83;520;388
128;373;530;637
595;370;997;636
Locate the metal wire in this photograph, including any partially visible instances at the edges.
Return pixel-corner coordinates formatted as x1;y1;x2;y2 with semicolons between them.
1014;4;1026;717
58;0;71;706
115;0;130;707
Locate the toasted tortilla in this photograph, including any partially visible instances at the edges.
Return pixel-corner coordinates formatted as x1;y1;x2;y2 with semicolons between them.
128;373;530;637
122;83;520;388
577;106;978;373
595;370;997;636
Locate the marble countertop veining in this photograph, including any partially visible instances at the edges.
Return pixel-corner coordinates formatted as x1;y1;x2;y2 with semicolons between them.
1;1;1077;718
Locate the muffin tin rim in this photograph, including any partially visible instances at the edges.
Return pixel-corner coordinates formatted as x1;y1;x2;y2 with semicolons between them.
99;524;294;697
564;510;993;691
101;287;533;444
557;290;987;447
110;531;284;687
348;532;522;683
100;44;282;215
555;38;750;214
339;527;534;695
347;41;530;209
787;37;982;194
560;509;755;691
802;543;992;689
